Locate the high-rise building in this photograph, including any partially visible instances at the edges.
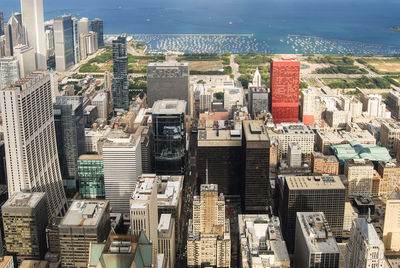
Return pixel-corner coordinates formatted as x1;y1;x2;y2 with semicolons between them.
71;17;80;64
158;214;176;268
78;17;90;36
248;87;268;118
242;120;271;212
59;200;111;268
344;159;374;197
383;189;400;252
224;86;244;111
276;175;346;252
288;142;302;168
238;213;290;267
78;154;104;199
187;184;231;268
6;12;25;53
0;57;20;90
377;161;400;198
45;28;55;58
0;71;67;217
346;218;385;268
147;61;190;112
0;12;4;36
138;126;154;173
2;192;48;265
380;122;400;156
13;45;35;77
92;92;108;119
294;212;340;268
270;58;300;124
152;99;186;174
21;0;47;69
91;18;104;47
130;175;158;266
54;15;74;72
103;132;142;213
54;96;84;190
388;90;400;120
301;88;315;125
112;34;129;110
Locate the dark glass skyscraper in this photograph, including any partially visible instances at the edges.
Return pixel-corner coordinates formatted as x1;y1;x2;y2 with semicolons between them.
0;12;4;36
91;18;104;47
112;34;129;111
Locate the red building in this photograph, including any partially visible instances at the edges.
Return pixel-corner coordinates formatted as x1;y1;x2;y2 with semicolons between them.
270;58;300;123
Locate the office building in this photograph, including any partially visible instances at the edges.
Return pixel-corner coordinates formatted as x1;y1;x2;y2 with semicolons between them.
267;123;314;160
276;175;346;252
6;12;25;52
311;152;339;175
2;192;48;265
380;122;400;155
112;34;129;110
71;17;80;63
288;142;302;168
326;109;352;128
147;61;189;112
377;161;400;198
45;28;55;58
249;87;268;118
242;120;271;211
88;231;154;268
344;159;374;197
346;218;385;268
343;202;358;237
197;127;243;196
0;57;19;90
388;91;400;120
152;99;186;174
21;0;47;69
92;92;108;119
103;132;142;213
54;96;85;190
158;214;176;268
0;71;66;217
86;31;99;54
270;58;300;123
59;200;110;268
91;18;104;47
224;86;244;111
78;154;105;199
239;214;290;268
130;175;158;266
301;88;315;125
78;17;90;35
138;126;154;173
13;45;35;78
187;184;231;268
383;189;400;252
295;212;340;268
54;15;74;72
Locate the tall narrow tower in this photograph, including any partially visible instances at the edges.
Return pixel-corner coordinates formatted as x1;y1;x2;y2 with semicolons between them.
20;0;47;69
112;34;129;111
0;71;67;217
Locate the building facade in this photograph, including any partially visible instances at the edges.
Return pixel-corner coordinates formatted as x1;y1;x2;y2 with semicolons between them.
383;190;400;252
380;122;400;156
301;88;315;125
377;161;400;198
54;15;74;72
311;152;339;175
158;214;176;268
78;154;105;199
91;18;104;47
112;34;129;110
344;159;374;197
0;57;20;90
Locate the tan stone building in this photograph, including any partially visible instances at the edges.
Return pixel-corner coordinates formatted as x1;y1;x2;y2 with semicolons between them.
381;122;400;155
311;152;339;175
187;184;231;267
377;161;400;198
383;189;400;252
344;159;374;197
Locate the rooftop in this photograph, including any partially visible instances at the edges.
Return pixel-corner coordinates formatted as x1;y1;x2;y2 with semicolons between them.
281;175;345;190
268;123;314;135
60;200;108;227
92;92;108;102
131;175;156;203
317;129;376;143
297;212;340;254
158;214;172;232
78;154;103;161
242;120;270;142
354;218;382;245
312;152;338;163
3;192;45;209
198;128;242;147
332;142;393;164
152;99;186;115
148;61;188;67
200;184;218;192
157;175;183;208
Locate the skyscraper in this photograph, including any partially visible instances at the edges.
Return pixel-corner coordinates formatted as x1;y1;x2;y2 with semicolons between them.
13;45;35;77
270;58;300;123
91;18;104;47
0;57;20;90
130;175;158;266
71;17;80;64
53;96;84;190
6;12;25;51
77;17;90;36
78;154;105;199
20;0;47;69
0;71;67;217
54;15;74;72
301;88;315;125
0;12;4;36
112;34;129;110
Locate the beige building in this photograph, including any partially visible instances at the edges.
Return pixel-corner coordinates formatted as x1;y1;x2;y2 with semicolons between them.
381;122;400;155
344;159;374;197
383;189;400;252
343;202;358;237
158;214;176;268
187;184;231;267
311;152;339;175
301;88;315;125
130;174;158;267
326;109;352;128
59;200;111;268
377;161;400;198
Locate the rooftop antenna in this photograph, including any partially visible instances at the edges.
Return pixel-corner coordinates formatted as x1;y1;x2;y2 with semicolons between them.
367;208;372;223
206;159;209;184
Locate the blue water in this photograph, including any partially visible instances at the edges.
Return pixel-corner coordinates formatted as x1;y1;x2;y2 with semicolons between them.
2;0;400;54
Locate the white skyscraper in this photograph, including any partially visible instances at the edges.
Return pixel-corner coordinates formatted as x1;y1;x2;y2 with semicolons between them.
13;45;36;78
103;132;142;213
78;17;90;35
0;71;67;217
20;0;47;69
0;57;20;90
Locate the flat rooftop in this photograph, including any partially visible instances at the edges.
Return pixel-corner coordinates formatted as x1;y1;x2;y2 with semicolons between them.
200;184;218;192
158;214;172;232
148;61;188;67
243;120;270;142
268;123;314;135
317;130;376;143
132;175;156;202
157;175;183;208
282;175;345;190
92;92;108;102
312;152;339;163
3;192;45;209
152;99;186;115
78;154;103;161
198;129;242;147
297;212;340;254
60;200;108;227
